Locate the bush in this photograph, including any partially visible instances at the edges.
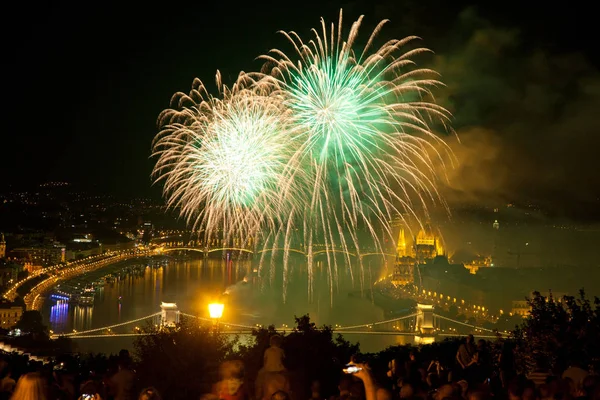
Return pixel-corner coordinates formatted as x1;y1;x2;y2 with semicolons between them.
512;290;600;373
134;320;236;399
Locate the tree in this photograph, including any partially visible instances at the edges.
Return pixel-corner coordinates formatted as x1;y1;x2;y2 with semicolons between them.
133;320;236;400
15;310;48;337
236;314;359;400
512;290;600;374
281;315;359;398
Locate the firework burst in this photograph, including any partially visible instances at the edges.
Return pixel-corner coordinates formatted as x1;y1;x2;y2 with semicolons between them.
152;72;304;248
260;10;453;300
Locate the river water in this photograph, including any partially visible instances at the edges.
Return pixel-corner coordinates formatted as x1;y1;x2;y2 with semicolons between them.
42;254;409;354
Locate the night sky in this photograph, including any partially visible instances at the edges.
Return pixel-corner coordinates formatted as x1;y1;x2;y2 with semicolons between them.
3;0;599;219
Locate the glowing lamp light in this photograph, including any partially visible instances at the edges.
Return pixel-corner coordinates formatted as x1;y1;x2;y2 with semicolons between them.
208;303;224;319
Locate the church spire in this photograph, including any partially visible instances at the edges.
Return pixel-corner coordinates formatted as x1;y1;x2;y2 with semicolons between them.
396;228;407;257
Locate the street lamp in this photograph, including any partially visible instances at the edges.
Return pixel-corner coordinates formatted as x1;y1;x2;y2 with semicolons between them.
208;302;224;330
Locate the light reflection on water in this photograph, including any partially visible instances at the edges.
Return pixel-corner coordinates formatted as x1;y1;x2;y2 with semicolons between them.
42;256;399;353
49;301;69;332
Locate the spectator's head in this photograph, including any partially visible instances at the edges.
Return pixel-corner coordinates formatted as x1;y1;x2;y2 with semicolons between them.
119;349;131;364
399;383;414;399
507;381;522;400
546;376;559;395
80;381;103;400
376;388;392;400
220;360;244;380
339;376;353;395
522;386;535;400
271;390;290;400
435;384;456;400
270;334;282;348
477;340;486;349
582;375;599;396
0;360;7;377
560;377;575;397
11;372;48;400
311;380;321;394
456;381;468;398
409;352;416;361
350;380;365;400
466;335;474;344
139;387;161;400
538;384;552;400
468;389;490;400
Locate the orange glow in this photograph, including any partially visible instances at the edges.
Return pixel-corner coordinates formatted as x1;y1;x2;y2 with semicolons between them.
208;303;224;319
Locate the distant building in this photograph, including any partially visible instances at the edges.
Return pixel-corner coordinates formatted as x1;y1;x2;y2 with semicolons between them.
0;261;23;286
511;291;568;317
9;243;66;267
511;299;530;317
414;223;444;262
0;233;5;259
463;255;493;274
23;262;42;274
0;304;23;329
72;233;93;243
417;256;488;310
393;229;415;285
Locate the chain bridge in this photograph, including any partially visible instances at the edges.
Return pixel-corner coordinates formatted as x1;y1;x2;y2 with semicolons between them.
51;302;507;343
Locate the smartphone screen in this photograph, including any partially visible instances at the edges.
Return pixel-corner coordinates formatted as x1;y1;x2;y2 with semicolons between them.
343;366;362;374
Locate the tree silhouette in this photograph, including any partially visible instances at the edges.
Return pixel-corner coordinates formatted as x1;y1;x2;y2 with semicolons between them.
15;310;48;337
134;320;236;400
512;290;600;374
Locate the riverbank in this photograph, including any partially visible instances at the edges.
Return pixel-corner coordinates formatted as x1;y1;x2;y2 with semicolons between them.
2;249;153;311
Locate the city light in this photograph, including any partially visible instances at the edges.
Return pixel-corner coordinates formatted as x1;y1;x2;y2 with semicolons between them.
208;303;224;319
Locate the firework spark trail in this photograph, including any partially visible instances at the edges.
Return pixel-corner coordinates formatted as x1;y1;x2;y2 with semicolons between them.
152;71;306;252
261;10;453;302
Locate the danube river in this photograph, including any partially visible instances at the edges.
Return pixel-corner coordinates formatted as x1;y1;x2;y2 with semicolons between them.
42;254;410;354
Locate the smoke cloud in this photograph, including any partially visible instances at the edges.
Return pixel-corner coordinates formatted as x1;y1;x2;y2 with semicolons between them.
430;9;600;217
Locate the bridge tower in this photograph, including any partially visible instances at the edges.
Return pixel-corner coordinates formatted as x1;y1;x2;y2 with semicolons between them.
160;302;179;327
415;303;435;344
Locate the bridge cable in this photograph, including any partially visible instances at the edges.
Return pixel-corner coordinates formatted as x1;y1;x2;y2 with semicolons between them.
336;313;418;330
433;314;506;335
56;312;161;337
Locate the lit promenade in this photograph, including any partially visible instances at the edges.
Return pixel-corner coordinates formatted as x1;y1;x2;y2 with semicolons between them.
3;249;153;310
